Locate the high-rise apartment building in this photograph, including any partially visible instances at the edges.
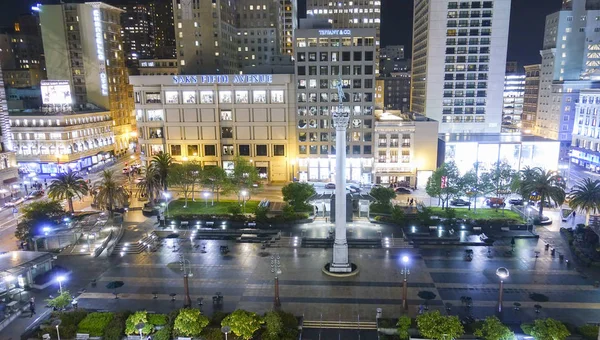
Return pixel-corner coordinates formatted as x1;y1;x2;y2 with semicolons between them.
151;0;176;59
119;4;155;70
294;24;377;183
280;0;298;56
306;0;381;73
0;66;19;185
237;0;281;71
571;88;600;171
411;0;511;134
40;2;135;154
501;74;525;133
522;64;540;133
381;45;404;59
173;0;239;74
379;73;411;112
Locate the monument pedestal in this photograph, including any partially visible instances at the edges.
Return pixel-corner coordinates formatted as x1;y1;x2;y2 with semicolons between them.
330;241;351;273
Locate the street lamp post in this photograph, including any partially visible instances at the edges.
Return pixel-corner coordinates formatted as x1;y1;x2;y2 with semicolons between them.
221;326;231;340
179;255;193;308
203;192;210;207
401;256;410;310
271;254;282;310
290;159;296;181
496;267;509;314
136;322;145;340
163;192;171;216
241;190;248;214
52;320;61;340
57;276;65;294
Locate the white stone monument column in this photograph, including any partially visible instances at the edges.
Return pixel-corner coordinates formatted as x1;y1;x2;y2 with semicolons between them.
330;78;351;273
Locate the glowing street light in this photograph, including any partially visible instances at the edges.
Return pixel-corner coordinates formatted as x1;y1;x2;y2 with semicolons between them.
496;267;509;313
401;255;410;310
241;190;248;214
203;192;210;207
57;275;65;293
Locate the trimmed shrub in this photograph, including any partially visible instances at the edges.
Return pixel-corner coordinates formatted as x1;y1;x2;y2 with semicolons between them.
125;311;154;335
201;327;225;340
147;313;168;326
56;310;89;339
77;312;114;336
579;324;599;340
153;324;172;340
103;311;131;340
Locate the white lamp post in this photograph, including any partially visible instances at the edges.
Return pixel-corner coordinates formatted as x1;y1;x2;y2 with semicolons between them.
241;190;248;213
401;255;410;310
57;276;65;293
203;192;210;207
496;267;509;313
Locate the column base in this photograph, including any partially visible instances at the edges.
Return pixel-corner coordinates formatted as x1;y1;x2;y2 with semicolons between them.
322;262;359;277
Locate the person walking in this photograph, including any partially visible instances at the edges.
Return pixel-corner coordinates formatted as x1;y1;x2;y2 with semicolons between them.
29;300;36;317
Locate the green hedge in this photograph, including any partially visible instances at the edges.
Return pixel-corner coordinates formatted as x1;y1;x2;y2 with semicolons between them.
148;313;168;326
77;312;114;336
57;310;88;339
104;311;131;340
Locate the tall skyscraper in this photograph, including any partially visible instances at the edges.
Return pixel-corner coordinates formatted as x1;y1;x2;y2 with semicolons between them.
0;66;19;184
40;2;135;154
306;0;381;72
237;0;281;70
280;0;298;56
522;64;540;134
173;0;239;74
151;0;176;59
501;74;525;133
119;3;155;69
411;0;511;134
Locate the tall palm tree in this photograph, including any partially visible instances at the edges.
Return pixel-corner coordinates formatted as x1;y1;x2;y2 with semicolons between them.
47;170;89;213
568;178;600;225
137;165;161;206
93;170;128;215
151;152;172;191
521;168;565;219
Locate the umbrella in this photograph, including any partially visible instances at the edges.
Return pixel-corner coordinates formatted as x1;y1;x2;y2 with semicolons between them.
513;302;521;311
529;293;549;302
418;291;437;307
106;281;124;299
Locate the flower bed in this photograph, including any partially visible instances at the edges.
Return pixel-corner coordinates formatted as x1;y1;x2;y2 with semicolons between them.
77;312;114;337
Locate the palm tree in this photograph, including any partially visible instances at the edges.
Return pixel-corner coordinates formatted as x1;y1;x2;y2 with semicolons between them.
47;170;89;213
93;170;128;215
137;165;161;207
151;152;172;191
521;168;565;219
568;178;600;225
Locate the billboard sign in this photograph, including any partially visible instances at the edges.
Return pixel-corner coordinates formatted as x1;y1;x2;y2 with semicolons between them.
41;80;72;105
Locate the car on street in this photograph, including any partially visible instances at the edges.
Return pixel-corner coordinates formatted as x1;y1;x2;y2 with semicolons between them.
27;190;44;200
394;187;412;194
348;184;361;192
5;198;25;208
325;183;336;189
450;198;471;206
531;200;554;208
508;198;524;206
346;186;358;193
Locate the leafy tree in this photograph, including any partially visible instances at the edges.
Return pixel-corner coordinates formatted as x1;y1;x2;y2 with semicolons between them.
221;309;264;340
45;291;72;310
15;200;65;243
137;165;161;206
397;315;411;340
523;318;570;340
474;316;514;340
511;166;538;199
282;203;296;221
568;178;600;225
263;311;284;340
47;170;89;213
416;310;464;340
458;169;480;210
578;324;599;340
151;151;173;191
230;156;260;201
203;166;230;203
370;187;396;207
168;162;202;208
391;205;406;225
173;308;209;337
282;182;316;211
125;311;153;335
426;162;461;209
480;162;516;212
255;205;269;222
93;170;129;215
520;168;565;219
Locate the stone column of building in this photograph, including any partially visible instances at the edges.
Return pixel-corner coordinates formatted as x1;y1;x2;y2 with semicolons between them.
330;77;351;273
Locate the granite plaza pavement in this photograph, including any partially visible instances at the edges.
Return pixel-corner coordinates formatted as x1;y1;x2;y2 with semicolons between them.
68;218;600;327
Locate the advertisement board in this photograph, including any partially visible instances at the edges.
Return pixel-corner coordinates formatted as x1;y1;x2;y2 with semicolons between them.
41;80;72;105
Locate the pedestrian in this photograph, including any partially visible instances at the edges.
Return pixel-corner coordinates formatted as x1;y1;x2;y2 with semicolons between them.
573;211;576;219
29;301;36;317
407;197;410;205
315;206;319;216
410;198;414;206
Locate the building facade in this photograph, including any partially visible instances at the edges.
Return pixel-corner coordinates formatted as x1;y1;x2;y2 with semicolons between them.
501;74;525;133
40;2;135;154
522;64;540;133
379;73;411;112
151;0;176;59
570;88;600;171
380;45;405;59
294;27;376;183
280;0;298;57
10;109;115;175
119;3;155;70
0;67;18;185
130;74;295;182
138;59;178;76
306;0;381;73
411;0;511;134
237;0;281;71
373;111;438;188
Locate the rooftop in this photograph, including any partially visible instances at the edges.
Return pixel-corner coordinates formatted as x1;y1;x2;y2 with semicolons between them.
375;110;436;122
0;251;53;274
9;106;109;117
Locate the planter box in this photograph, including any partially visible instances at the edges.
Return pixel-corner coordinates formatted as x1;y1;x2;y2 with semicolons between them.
177;337;192;340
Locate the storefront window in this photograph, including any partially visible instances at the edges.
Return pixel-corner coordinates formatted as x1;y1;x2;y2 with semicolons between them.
148;110;164;121
145;92;161;104
150;145;164;155
271;90;284;103
253;90;267;103
235;91;249;104
219;91;232;104
165;91;179;104
182;91;196;104
149;128;163;139
200;91;214;104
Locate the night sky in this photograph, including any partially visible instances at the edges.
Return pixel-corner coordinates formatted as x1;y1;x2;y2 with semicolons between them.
2;0;564;68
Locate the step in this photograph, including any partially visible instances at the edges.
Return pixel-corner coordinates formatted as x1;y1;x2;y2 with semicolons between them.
302;320;377;330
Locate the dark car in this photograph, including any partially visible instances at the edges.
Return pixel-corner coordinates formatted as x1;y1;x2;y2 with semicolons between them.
509;198;524;206
26;190;44;200
142;203;159;216
394;187;412;194
325;183;336;189
536;200;554;208
450;198;471;206
348;184;361;192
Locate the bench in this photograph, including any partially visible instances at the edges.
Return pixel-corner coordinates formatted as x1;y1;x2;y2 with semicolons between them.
76;334;90;340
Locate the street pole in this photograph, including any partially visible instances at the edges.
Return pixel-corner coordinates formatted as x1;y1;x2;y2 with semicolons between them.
180;256;192;308
496;267;509;315
401;256;410;310
56;325;61;340
497;279;504;313
271;254;282;310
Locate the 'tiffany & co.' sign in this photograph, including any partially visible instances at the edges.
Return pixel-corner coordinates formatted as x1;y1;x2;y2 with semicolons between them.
172;74;274;85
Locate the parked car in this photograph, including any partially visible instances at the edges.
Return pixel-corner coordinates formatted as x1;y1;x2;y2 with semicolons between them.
348;184;361;193
346;186;358;193
535;200;554;208
394;187;412;194
450;198;471;206
27;190;44;200
508;198;524;206
325;183;336;189
5;198;25;208
486;197;506;208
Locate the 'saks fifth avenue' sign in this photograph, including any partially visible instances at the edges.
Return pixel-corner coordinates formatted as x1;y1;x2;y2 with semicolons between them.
172;74;274;85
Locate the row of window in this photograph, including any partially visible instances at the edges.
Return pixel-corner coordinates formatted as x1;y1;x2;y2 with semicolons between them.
138;90;285;105
445;56;490;64
446;38;491;46
296;37;375;48
297;118;373;130
445;47;490;54
299;144;372;155
169;144;286;157
297;65;375;76
298;78;374;90
442;107;486;114
443;90;487;97
443;99;487;106
443;82;488;89
448;1;494;9
298;106;374;116
299;131;373;143
447;19;492;27
298;92;373;103
447;11;492;20
297;51;374;62
441;116;486;123
10;116;111;127
446;28;492;37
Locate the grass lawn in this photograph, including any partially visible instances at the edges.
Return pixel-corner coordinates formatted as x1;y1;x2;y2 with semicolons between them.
428;207;524;222
167;199;259;216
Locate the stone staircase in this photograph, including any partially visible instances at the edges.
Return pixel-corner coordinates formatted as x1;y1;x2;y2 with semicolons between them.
302;320;377;330
381;237;413;249
111;232;159;255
